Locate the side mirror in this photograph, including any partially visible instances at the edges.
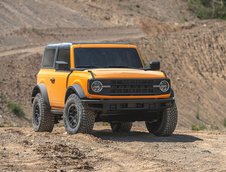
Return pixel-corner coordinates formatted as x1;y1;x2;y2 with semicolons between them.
149;61;160;70
56;61;69;70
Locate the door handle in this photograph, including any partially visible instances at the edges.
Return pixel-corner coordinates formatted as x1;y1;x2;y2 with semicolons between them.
50;78;55;84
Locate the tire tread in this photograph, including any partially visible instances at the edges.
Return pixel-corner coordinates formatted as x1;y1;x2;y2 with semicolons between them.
32;93;54;132
64;94;95;134
146;102;178;136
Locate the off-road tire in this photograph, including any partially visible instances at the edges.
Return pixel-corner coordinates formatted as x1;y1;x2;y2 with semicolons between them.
63;94;95;134
110;122;133;133
145;102;178;136
32;93;54;132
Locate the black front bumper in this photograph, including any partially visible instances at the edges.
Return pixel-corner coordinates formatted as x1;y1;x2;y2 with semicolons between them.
81;98;174;113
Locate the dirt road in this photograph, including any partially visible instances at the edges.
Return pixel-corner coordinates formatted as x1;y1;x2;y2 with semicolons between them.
0;126;225;172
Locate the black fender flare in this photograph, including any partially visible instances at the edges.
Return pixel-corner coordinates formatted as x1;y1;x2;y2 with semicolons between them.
170;88;174;98
31;84;50;107
65;84;86;103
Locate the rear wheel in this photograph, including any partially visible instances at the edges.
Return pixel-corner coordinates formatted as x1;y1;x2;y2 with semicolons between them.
32;93;54;132
145;102;178;136
110;122;133;133
63;94;96;134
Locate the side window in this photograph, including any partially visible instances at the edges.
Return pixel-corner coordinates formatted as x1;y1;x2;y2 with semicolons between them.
42;48;56;68
56;48;70;71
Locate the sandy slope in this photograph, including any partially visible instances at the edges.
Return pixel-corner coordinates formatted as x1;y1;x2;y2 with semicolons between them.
0;0;226;129
0;126;226;172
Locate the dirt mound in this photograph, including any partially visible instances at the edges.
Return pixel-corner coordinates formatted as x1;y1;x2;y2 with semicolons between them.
0;128;96;171
36;143;93;170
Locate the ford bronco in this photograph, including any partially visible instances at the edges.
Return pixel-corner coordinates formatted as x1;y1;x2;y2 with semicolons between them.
32;43;178;136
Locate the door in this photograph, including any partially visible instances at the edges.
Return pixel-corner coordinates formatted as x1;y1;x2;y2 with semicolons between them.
37;47;57;107
50;47;71;108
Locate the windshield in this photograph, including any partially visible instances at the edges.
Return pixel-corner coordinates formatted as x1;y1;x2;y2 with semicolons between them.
74;48;143;69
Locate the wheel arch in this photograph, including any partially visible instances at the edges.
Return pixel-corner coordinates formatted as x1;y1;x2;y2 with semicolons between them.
170;88;174;98
65;84;86;103
31;84;50;107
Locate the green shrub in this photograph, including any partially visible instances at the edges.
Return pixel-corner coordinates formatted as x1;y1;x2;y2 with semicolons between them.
196;110;200;120
0;93;7;103
188;0;226;20
192;123;206;131
8;102;25;118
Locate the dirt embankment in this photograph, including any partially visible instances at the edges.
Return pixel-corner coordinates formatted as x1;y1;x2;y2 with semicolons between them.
0;126;226;172
0;0;226;129
137;20;226;129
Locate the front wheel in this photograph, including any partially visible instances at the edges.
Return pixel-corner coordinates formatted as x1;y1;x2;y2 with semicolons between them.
63;94;96;134
145;102;178;136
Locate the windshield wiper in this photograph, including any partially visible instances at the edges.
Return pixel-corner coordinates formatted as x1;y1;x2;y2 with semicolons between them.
76;65;98;68
107;65;129;68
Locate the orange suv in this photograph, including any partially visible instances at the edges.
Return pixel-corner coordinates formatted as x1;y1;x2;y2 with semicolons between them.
31;43;178;136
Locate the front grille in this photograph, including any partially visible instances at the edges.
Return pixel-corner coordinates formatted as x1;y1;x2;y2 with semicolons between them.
110;80;154;95
89;79;171;96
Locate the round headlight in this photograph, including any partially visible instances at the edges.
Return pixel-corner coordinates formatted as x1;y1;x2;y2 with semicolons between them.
159;80;169;92
91;81;103;93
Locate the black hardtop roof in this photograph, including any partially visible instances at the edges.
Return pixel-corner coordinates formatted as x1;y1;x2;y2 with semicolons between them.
46;42;133;49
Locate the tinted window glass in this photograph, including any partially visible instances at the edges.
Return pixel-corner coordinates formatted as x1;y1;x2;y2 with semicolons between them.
42;48;55;68
56;48;70;70
74;48;143;68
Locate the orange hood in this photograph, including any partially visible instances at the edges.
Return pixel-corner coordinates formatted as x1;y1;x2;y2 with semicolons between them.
87;68;166;79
